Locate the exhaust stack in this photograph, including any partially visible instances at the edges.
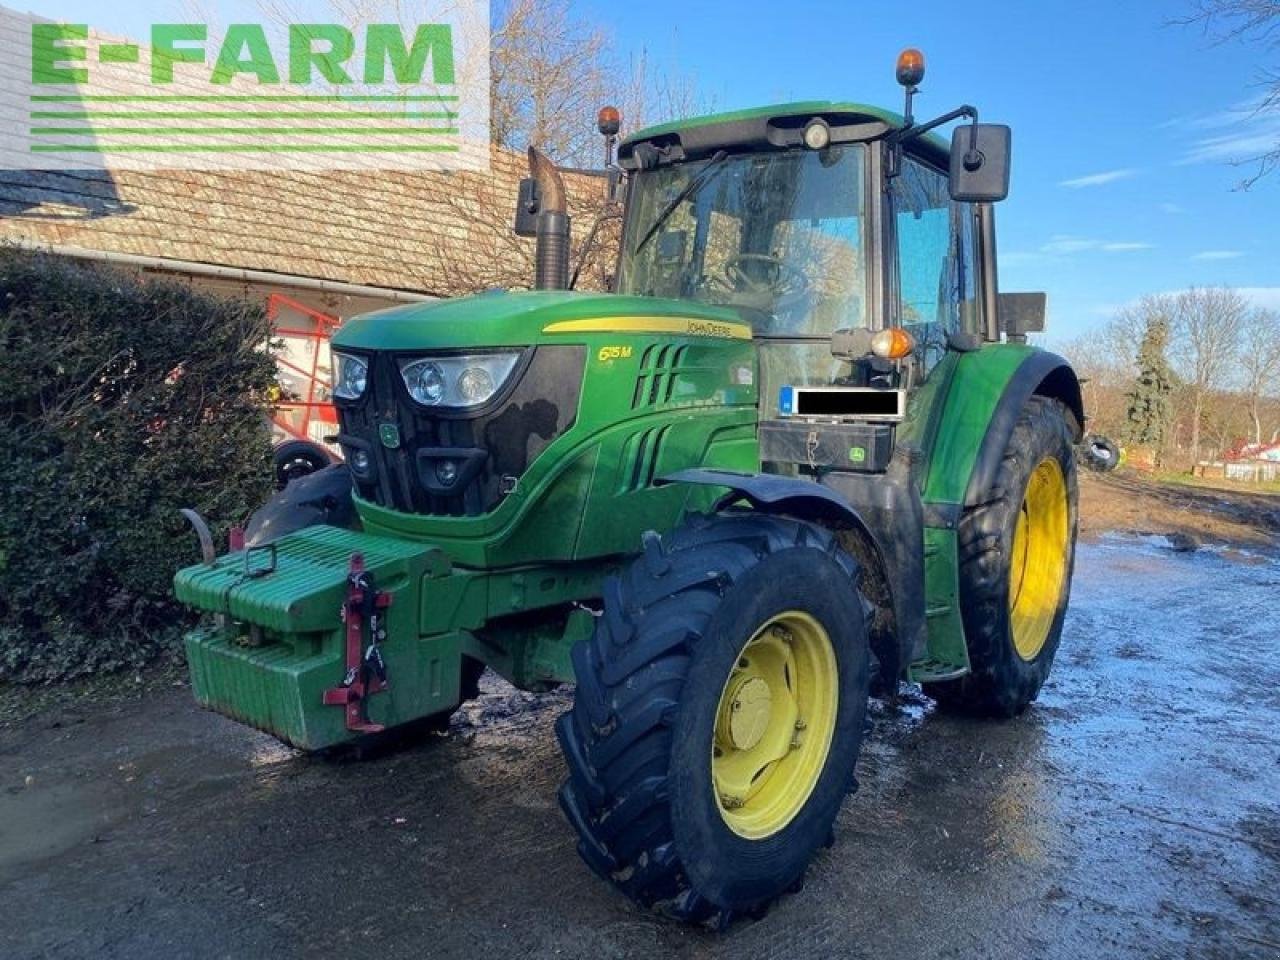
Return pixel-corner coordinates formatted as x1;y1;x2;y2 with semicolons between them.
527;146;571;290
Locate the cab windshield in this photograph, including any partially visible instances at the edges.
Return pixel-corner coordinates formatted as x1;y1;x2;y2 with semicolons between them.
615;145;868;340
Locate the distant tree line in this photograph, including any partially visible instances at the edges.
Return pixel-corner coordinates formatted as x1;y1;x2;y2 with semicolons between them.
1061;288;1280;466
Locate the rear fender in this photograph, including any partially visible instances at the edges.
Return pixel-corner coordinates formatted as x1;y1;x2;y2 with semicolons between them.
962;351;1083;508
921;346;1083;510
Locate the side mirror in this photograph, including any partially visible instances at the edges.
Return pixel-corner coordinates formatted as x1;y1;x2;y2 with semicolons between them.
949;124;1011;202
514;177;540;237
999;292;1046;338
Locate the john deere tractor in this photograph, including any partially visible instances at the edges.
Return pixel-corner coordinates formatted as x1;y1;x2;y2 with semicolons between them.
175;51;1081;923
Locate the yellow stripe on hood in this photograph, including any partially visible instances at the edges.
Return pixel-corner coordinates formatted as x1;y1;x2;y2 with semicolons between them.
541;316;751;340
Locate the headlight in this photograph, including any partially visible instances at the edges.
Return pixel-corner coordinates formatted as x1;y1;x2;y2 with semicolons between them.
398;352;520;408
333;352;368;400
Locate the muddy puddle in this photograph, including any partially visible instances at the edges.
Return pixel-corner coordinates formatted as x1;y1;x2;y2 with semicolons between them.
2;534;1277;959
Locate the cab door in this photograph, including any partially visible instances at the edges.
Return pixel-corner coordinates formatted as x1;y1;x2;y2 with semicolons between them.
887;152;979;476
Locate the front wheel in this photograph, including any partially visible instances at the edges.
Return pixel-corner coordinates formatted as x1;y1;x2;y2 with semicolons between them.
557;513;870;923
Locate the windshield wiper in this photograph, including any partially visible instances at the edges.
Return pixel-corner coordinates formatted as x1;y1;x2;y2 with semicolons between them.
631;150;728;256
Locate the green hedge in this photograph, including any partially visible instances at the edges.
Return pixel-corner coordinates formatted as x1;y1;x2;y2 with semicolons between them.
0;248;276;682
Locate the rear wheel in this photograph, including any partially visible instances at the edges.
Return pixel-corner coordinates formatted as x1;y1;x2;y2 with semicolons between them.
925;396;1078;716
557;513;870;923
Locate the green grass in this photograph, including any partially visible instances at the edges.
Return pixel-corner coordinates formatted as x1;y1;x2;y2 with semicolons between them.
1151;470;1280;496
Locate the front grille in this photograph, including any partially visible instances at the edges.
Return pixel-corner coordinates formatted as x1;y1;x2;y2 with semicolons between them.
335;346;585;517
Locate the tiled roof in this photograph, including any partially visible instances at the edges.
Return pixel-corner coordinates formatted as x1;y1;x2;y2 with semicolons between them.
0;146;609;296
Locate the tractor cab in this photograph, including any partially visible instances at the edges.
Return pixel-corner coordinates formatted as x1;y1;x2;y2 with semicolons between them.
610;93;1016;414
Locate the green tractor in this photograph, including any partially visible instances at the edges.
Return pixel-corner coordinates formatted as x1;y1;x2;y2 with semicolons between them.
175;51;1081;923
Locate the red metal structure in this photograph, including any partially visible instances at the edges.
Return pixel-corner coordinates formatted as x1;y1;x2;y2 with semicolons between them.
267;293;342;450
263;293;345;487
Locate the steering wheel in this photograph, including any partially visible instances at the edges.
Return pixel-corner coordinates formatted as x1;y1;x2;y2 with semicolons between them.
709;253;811;312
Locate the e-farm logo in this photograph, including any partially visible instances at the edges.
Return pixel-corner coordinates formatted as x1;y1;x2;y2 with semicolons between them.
0;2;489;171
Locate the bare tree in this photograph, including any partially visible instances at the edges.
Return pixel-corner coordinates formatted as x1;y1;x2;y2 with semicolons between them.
490;0;712;166
1177;0;1280;185
1168;287;1249;463
615;45;715;134
491;0;611;166
1058;318;1142;439
1239;307;1280;444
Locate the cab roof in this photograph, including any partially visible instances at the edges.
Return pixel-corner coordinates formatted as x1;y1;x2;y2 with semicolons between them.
620;100;950;169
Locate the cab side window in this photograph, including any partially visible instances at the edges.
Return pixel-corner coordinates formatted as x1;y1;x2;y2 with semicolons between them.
891;156;974;372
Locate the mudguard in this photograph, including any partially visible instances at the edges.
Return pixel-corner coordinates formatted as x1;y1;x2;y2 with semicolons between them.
660;467;872;530
658;467;923;686
961;350;1083;508
921;346;1083;511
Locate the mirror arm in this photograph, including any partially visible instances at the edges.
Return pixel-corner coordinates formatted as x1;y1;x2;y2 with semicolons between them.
887;104;979;179
892;104;979;145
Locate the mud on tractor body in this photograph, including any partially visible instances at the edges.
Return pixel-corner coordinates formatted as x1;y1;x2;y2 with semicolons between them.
175;51;1083;924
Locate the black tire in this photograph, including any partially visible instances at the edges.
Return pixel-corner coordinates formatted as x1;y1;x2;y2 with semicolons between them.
273;439;331;489
1080;434;1120;473
925;396;1079;717
557;512;870;924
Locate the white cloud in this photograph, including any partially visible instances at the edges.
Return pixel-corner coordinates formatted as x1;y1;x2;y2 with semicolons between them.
1058;168;1138;189
1041;236;1096;255
1102;242;1154;252
1039;235;1153;256
1178;97;1280;166
1000;250;1045;266
1160;202;1185;214
1191;250;1244;261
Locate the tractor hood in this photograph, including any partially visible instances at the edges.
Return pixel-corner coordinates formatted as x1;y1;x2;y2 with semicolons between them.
332;290;751;351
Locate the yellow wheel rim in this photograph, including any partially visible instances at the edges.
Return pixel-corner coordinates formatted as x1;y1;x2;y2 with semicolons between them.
1009;457;1070;661
711;611;839;839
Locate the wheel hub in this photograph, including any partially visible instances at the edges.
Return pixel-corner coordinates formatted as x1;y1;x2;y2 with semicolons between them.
1009;456;1070;662
711;611;840;839
725;676;773;751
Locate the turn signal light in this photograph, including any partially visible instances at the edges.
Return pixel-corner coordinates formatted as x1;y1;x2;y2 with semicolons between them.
896;48;925;88
871;327;916;360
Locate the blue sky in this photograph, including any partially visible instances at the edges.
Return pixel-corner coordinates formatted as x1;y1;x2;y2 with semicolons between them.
576;0;1280;341
25;0;1280;341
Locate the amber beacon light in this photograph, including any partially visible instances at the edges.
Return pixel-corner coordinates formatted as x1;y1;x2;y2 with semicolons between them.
597;105;622;137
895;48;926;88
